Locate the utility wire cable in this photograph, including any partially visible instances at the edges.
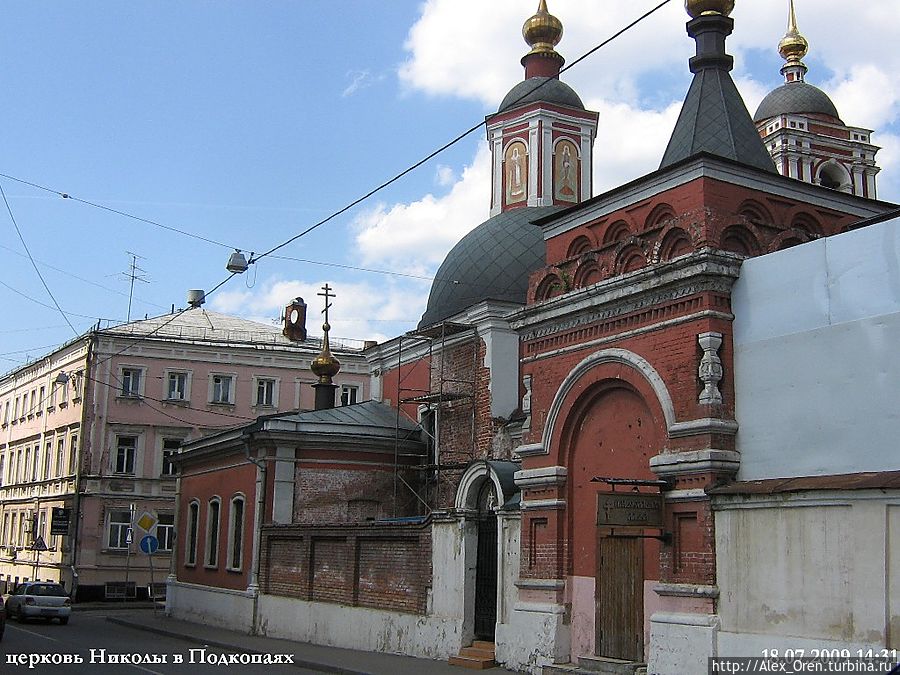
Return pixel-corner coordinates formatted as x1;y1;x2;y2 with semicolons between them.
0;172;239;251
0;181;79;335
248;0;675;266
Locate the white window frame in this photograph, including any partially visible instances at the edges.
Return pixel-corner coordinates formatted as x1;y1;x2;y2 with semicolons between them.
226;494;246;572
120;367;144;398
107;510;132;550
161;438;181;476
114;435;138;475
156;513;175;552
340;384;360;407
205;497;221;568
165;370;191;402
55;438;65;477
209;373;236;405
185;500;200;566
43;442;51;481
253;377;278;408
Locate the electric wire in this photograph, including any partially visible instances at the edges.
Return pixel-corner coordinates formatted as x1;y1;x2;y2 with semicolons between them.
247;0;675;266
0;181;79;335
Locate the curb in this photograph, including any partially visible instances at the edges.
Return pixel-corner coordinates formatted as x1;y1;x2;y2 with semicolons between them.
105;616;372;675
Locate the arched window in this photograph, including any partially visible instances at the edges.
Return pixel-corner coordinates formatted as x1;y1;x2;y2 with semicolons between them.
185;500;200;566
205;497;221;568
227;495;245;572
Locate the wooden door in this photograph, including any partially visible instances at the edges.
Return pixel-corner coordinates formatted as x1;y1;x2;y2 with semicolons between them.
596;534;643;661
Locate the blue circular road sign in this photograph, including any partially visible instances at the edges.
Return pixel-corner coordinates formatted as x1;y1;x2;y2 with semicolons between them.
139;534;159;555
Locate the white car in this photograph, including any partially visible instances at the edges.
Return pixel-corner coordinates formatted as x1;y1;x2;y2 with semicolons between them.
5;582;71;624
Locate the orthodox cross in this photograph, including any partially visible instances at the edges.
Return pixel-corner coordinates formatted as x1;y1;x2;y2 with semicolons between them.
318;283;335;325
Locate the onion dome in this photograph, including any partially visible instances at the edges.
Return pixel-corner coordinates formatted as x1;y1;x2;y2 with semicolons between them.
311;316;341;384
520;0;565;79
418;206;561;328
685;0;734;18
752;1;842;124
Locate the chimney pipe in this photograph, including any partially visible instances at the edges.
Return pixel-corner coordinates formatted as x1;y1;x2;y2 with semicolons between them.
186;290;205;308
283;298;308;342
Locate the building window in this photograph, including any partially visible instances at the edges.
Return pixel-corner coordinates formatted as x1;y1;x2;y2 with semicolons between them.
108;510;132;549
255;378;275;407
69;434;78;474
210;375;234;404
37;387;45;415
205;498;221;568
161;439;180;476
157;514;175;552
60;381;68;406
185;501;200;566
43;442;51;481
13;396;20;420
30;448;39;482
227;496;245;571
340;384;359;406
56;439;65;477
114;436;137;475
0;454;4;488
166;371;188;401
49;384;56;408
121;368;142;398
3;400;8;425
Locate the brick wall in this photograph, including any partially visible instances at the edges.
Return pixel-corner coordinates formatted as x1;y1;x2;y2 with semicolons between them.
259;521;432;615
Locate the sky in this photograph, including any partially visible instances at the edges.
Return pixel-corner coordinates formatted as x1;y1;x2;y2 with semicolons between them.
1;0;898;370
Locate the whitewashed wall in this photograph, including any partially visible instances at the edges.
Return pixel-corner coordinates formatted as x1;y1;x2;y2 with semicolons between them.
731;218;900;480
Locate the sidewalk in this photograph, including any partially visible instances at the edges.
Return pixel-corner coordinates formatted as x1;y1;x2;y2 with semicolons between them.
107;609;515;674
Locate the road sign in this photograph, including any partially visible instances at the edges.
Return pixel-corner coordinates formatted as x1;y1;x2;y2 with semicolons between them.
51;508;71;536
31;536;48;552
125;527;133;545
139;535;159;555
137;512;157;532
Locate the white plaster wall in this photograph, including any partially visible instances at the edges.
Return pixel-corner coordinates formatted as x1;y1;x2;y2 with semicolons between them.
257;594;463;660
498;515;521;626
715;493;898;650
495;602;570;674
732;218;900;480
166;581;255;633
430;519;466;618
648;613;719;675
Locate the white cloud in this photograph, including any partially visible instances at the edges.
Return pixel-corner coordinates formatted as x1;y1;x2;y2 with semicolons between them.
208;276;429;344
353;142;491;268
342;69;384;97
435;164;457;187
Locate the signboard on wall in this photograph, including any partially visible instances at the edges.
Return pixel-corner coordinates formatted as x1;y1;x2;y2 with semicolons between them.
597;492;664;528
50;507;71;536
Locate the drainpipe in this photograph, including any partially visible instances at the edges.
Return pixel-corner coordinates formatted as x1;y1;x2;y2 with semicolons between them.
70;334;93;600
244;438;265;636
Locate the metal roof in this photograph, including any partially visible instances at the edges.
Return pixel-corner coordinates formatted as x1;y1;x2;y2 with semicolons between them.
660;68;777;174
753;81;842;123
418;206;560;328
498;77;585;113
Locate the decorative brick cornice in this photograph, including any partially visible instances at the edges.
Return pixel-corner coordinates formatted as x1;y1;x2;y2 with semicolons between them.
514;465;567;488
650;449;740;477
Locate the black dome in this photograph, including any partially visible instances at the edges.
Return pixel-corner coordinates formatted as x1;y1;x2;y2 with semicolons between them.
499;77;584;113
753;81;842;123
418;206;560;328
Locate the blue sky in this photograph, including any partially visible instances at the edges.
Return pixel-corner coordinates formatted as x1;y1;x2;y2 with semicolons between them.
2;0;898;369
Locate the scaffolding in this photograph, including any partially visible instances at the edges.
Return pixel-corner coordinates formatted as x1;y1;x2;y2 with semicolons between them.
392;321;479;516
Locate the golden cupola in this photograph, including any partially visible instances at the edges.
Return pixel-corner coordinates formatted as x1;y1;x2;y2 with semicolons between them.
778;0;809;81
521;0;565;78
685;0;735;18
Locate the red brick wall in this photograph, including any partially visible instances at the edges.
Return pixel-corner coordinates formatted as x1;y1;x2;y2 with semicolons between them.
177;453;257;591
259;521;432;615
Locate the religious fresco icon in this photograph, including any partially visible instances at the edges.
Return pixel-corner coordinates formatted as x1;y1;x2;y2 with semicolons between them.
554;139;579;203
505;141;528;205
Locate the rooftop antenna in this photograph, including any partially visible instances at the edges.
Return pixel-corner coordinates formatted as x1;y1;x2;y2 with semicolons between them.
121;251;149;322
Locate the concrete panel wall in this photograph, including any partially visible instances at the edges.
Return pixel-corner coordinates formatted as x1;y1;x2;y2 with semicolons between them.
166;581;255;633
732;218;900;480
715;493;897;651
257;594;463;660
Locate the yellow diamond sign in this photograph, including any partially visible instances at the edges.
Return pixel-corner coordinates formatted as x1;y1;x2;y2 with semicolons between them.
137;512;157;532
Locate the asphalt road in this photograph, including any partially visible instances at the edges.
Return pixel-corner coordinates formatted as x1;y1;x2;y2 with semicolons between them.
0;609;323;674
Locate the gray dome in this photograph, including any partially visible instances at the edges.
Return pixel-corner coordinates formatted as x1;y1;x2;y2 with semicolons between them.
419;206;560;328
499;77;584;113
753;81;841;123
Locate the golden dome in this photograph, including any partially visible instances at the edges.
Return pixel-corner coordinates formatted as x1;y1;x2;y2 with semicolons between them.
522;0;563;58
685;0;735;18
310;322;341;383
778;0;808;64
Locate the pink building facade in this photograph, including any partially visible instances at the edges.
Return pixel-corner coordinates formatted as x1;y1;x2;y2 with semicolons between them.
0;306;369;600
